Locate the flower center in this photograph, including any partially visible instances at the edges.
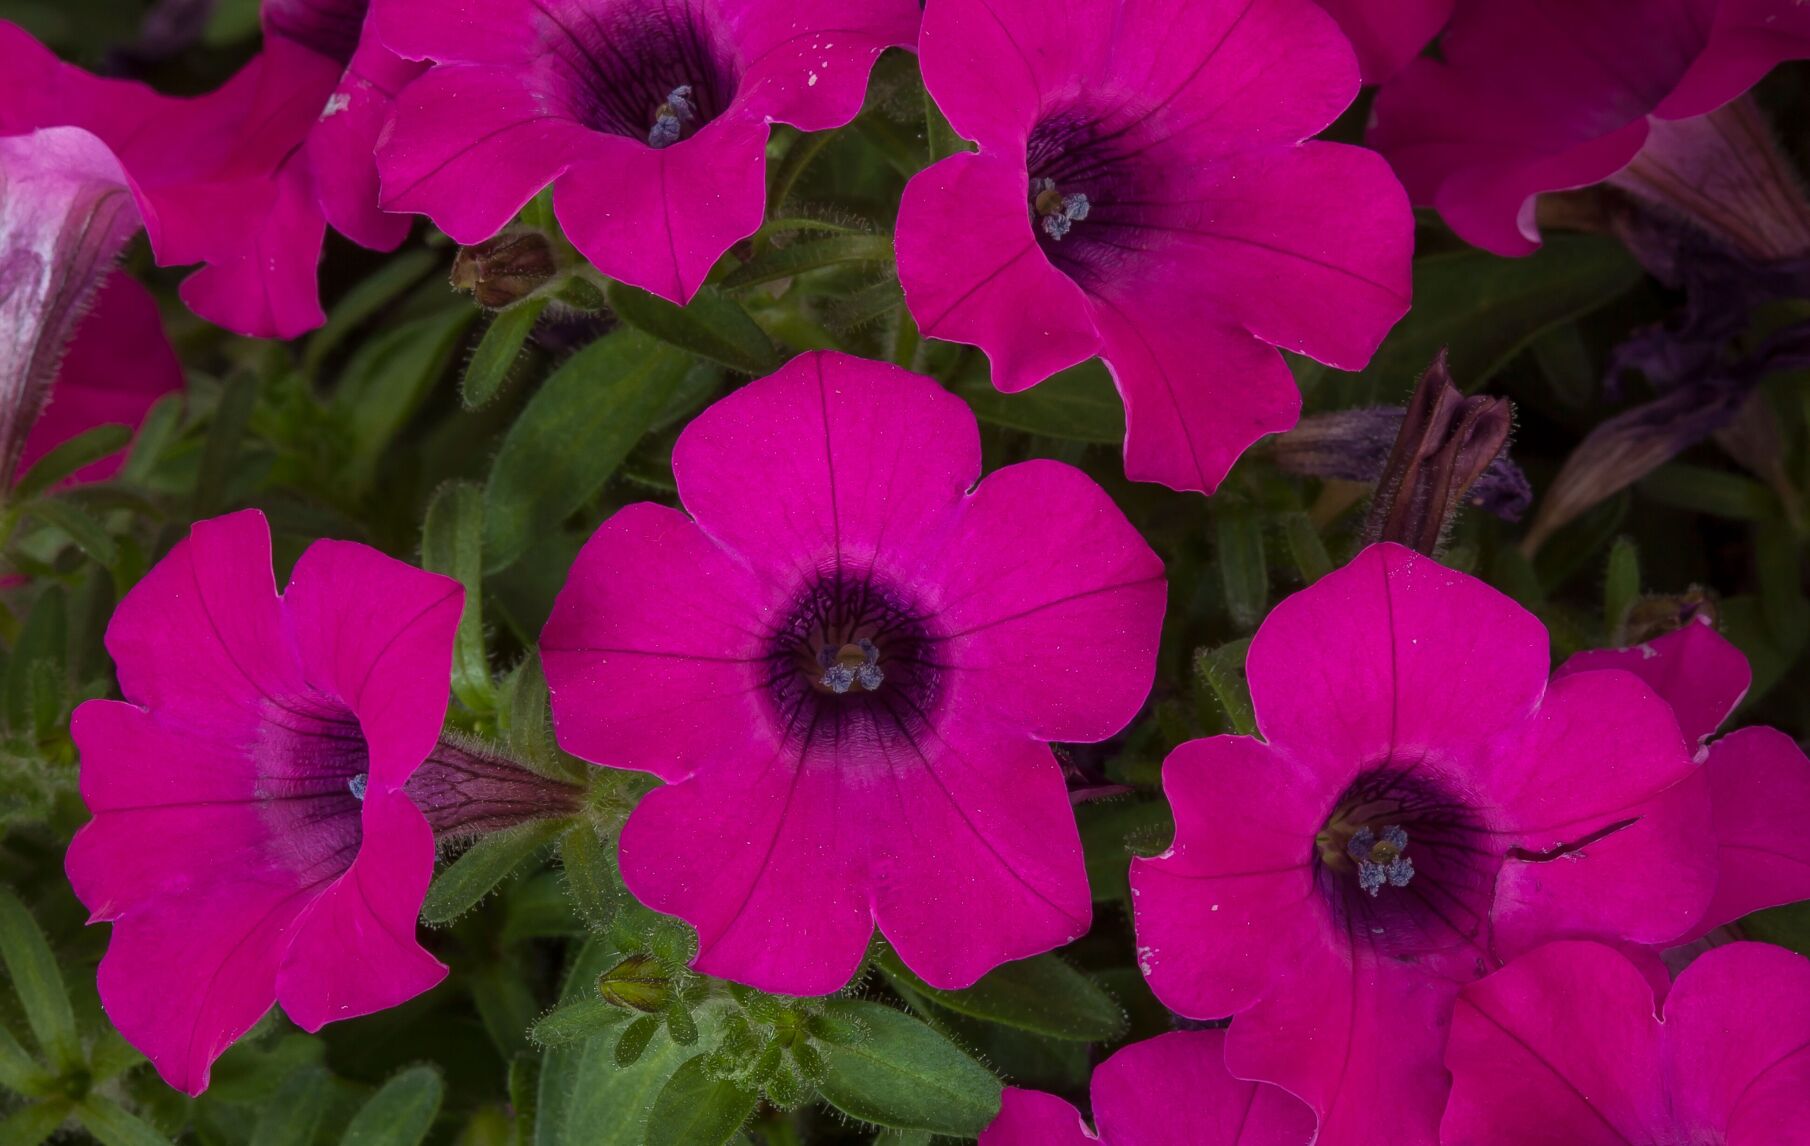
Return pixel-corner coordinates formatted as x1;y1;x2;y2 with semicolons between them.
1031;178;1091;241
1314;766;1496;971
544;4;738;145
764;570;940;752
648;85;698;148
253;701;371;884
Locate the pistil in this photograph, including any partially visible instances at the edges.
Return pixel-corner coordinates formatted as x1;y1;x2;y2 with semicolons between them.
1031;177;1090;241
648;85;697;148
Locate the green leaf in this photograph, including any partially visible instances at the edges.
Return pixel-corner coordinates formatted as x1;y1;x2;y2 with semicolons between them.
463;298;548;409
954;360;1124;444
509;1054;540;1146
3;589;65;736
643;1054;757;1146
192;369;259;517
720;234;895;290
559;823;620;935
1603;536;1640;636
1355;236;1642;398
27;499;117;567
0;889;79;1075
421;820;565;925
341;1065;443;1146
248;1065;330;1146
1215;506;1268;631
875;949;1125;1042
1638;464;1776;521
605;282;781;375
925;85;967;163
336;308;475;476
1279;511;1333;585
12;424;130;500
483;328;688;572
0;1019;52;1095
304;249;440;375
113;394;184;487
77;1096;174;1146
0;1099;70;1146
530;999;629;1049
537;941;714;1146
1194;639;1255;737
815;1000;1000;1136
421;482;493;713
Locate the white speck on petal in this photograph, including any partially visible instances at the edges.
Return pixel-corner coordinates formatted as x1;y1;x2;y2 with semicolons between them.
807;72;818;86
321;93;351;119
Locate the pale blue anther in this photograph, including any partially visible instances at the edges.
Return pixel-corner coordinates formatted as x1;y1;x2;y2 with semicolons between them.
819;639;883;694
1347;825;1414;897
348;773;368;801
1033;177;1091;242
648;85;696;149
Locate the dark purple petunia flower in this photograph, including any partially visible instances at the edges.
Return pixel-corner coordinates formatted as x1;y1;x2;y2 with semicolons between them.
373;0;919;304
896;0;1414;495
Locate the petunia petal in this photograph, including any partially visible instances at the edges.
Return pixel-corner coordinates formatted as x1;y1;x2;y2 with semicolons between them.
1229;939;1458;1146
1130;736;1326;1020
618;743;871;996
1554;619;1751;748
1312;0;1452;83
897;151;1104;395
1695;726;1810;935
1091;298;1300;495
307;20;426;251
672;351;980;587
376;63;592;246
1665;941;1810;1142
980;1087;1093;1146
868;710;1090;989
104;509;303;723
541;502;773;784
723;0;920;132
1443;941;1667;1146
1242;543;1549;780
1488;669;1712;950
554;114;768;305
929;459;1165;743
1093;1029;1315;1146
282;539;462;792
371;0;544;63
916;0;1112;147
275;789;445;1031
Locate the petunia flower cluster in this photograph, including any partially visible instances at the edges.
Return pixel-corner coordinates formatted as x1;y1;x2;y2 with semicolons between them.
16;0;1810;1142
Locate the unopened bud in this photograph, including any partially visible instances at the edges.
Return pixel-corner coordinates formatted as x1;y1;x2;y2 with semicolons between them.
597;954;673;1013
450;227;560;309
1363;352;1516;555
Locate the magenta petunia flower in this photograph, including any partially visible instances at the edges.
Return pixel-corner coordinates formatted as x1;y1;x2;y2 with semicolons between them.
1312;0;1450;83
19;270;183;487
896;0;1413;495
67;510;462;1094
265;0;429;252
541;351;1165;994
981;1029;1314;1146
1443;939;1810;1145
1130;543;1713;1145
1369;0;1810;258
373;0;919;305
1557;618;1810;942
0;21;341;337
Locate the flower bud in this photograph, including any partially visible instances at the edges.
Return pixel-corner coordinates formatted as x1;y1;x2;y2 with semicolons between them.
450;227;560;309
1362;352;1517;554
597;954;673;1013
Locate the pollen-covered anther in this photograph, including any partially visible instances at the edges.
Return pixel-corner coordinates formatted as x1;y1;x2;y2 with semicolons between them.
648;85;697;148
1031;177;1090;241
347;772;368;801
818;640;883;694
1347;824;1415;897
